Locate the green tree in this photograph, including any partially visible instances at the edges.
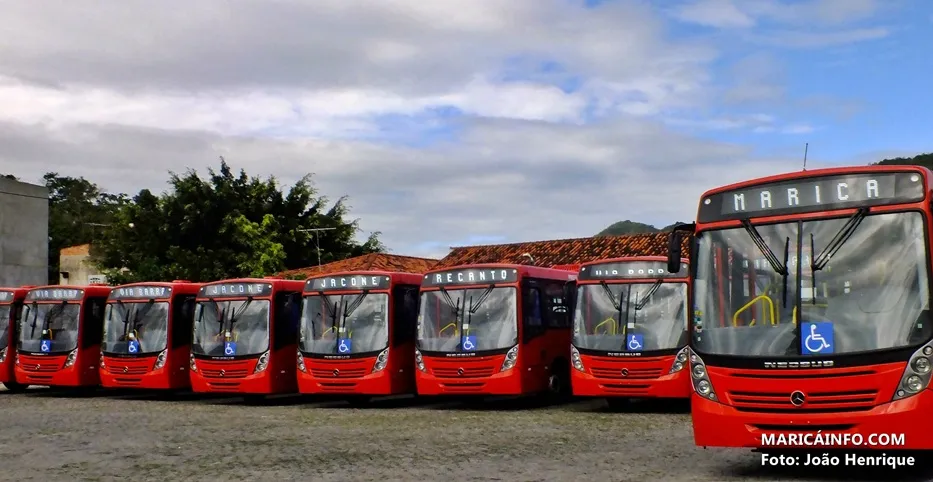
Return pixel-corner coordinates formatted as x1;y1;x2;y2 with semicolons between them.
44;173;127;283
875;152;933;169
93;159;384;283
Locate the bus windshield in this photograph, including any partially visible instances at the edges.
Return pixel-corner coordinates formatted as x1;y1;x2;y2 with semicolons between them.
573;282;687;352
694;211;931;357
19;302;81;353
0;305;12;351
299;292;389;355
192;299;270;357
417;286;518;353
101;301;169;355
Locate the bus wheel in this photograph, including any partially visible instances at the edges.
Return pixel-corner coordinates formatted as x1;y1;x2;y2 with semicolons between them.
2;381;27;393
547;361;571;399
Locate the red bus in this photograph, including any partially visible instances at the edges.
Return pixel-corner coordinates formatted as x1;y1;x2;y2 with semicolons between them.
15;285;111;388
100;282;201;390
189;278;303;395
297;271;422;402
0;287;28;392
570;256;691;407
667;165;933;450
415;264;576;396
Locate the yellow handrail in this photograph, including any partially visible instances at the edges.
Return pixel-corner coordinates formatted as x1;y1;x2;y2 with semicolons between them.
593;317;617;335
439;322;459;337
733;295;776;327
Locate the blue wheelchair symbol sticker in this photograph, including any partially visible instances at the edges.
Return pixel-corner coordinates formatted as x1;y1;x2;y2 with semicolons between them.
40;340;51;353
223;341;237;356
626;334;644;351
462;335;477;351
128;340;140;354
802;322;834;355
338;338;352;354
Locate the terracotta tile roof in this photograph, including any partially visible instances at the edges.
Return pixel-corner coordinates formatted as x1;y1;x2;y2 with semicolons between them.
274;253;439;279
60;244;91;256
434;233;690;269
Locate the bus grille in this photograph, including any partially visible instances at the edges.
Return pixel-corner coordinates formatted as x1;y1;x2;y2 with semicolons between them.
729;389;878;413
433;366;496;378
311;368;368;378
591;367;663;380
201;368;249;379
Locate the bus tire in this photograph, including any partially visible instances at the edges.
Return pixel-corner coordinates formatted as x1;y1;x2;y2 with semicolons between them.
548;359;571;399
2;381;27;393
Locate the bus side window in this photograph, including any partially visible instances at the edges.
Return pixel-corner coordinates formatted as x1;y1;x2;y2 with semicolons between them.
171;296;195;348
543;282;571;329
273;292;300;350
82;298;106;348
392;286;418;345
523;285;545;342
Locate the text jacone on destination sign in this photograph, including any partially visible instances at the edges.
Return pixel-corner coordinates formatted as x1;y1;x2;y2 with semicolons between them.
200;282;272;298
578;261;688;280
698;171;926;222
306;274;390;292
109;286;171;300
423;268;518;286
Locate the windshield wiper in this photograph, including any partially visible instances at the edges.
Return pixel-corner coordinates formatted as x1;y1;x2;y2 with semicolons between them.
741;218;791;307
598;281;625;337
227;298;253;332
28;301;39;337
129;300;156;339
462;285;496;350
634;280;663;311
809;207;868;304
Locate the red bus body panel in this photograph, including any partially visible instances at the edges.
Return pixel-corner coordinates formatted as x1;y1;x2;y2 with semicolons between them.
15;285;112;388
100;282;202;390
571;256;691;399
416;264;576;396
0;287;28;386
689;165;933;450
297;271;421;397
189;278;304;395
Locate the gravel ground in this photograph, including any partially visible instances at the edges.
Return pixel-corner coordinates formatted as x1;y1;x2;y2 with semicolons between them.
0;386;931;482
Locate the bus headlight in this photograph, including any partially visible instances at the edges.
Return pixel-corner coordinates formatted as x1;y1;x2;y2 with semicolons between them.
189;354;198;372
0;347;6;363
894;342;933;400
63;349;78;368
297;350;306;373
153;349;167;370
689;349;717;402
99;353;105;369
254;351;269;373
669;346;689;374
500;345;518;372
570;345;584;372
415;348;425;372
372;348;389;373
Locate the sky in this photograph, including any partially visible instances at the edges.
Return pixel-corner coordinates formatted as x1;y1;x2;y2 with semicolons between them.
0;0;930;259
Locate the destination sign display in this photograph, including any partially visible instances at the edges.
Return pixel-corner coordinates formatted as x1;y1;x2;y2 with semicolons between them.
578;261;689;281
200;282;272;298
698;172;926;223
26;288;84;301
0;291;13;303
109;285;172;300
422;267;518;287
305;274;390;292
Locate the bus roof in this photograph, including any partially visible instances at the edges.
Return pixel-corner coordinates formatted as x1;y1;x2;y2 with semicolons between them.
302;270;423;293
25;284;112;300
577;256;690;283
108;281;202;300
422;263;575;289
196;277;304;298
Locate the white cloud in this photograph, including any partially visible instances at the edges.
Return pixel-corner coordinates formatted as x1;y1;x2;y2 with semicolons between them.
672;0;756;28
0;0;888;258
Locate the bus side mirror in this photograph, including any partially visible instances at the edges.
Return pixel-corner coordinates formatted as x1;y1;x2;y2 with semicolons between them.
667;223;696;274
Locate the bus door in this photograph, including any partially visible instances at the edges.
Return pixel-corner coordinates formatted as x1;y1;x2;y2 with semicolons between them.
272;291;301;386
520;279;548;392
170;294;196;385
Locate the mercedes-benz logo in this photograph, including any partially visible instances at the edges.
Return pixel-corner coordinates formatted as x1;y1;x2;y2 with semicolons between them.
333;369;340;377
123;367;128;373
621;368;629;377
219;369;226;377
35;364;40;370
790;390;806;406
457;368;464;376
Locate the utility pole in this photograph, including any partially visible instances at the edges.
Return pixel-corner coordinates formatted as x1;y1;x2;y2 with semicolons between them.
297;227;337;271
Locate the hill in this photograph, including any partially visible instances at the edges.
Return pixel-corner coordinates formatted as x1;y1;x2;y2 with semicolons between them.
875;152;933;169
